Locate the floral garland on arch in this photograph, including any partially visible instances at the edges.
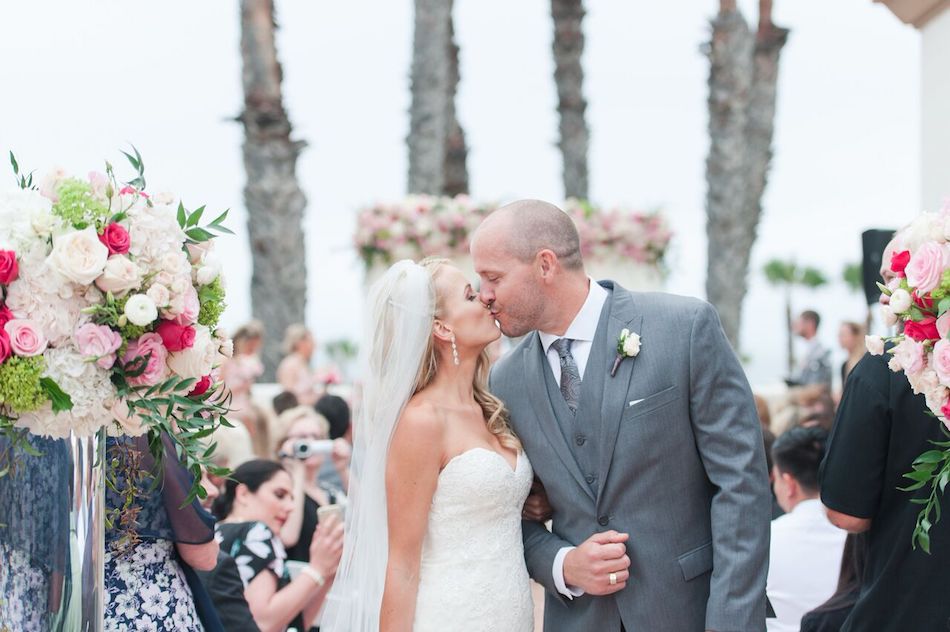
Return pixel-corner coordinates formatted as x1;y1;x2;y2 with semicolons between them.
353;195;672;270
866;202;950;553
0;148;233;513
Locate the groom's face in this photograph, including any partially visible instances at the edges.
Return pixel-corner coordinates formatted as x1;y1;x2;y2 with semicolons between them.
473;245;545;338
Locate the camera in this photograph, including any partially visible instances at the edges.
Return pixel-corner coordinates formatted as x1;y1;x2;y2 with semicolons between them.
282;439;334;460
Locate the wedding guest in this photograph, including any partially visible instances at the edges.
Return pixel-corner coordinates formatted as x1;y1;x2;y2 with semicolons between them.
315;394;353;491
277;324;321;406
762;427;783;519
789;310;831;388
273;406;347;562
837;321;865;387
212;460;344;632
272;391;300;417
766;426;846;631
754;393;773;432
105;434;220;631
799;533;867;632
221;321;269;456
193;470;260;632
820;352;950;630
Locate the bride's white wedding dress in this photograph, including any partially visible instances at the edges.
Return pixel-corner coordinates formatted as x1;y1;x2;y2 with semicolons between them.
413;447;535;632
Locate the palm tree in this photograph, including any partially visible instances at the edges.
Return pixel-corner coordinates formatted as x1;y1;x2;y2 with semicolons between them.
238;0;308;379
704;0;788;351
408;0;468;195
550;0;590;200
764;259;827;375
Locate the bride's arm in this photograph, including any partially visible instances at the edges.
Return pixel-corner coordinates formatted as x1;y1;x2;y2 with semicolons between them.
380;404;444;632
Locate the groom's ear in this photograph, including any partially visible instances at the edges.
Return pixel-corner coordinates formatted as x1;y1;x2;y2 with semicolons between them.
537;249;558;279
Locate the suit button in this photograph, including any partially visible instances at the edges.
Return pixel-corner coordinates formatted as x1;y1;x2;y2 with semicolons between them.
585;475;595;484
598;515;609;526
575;435;586;446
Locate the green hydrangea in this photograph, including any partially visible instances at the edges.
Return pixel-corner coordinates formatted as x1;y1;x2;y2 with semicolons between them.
197;277;226;329
51;178;110;229
0;356;48;412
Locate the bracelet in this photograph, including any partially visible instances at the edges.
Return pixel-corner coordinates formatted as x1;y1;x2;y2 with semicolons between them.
299;565;326;588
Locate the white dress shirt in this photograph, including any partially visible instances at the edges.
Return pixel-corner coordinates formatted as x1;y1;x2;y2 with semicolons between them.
766;499;847;632
536;279;609;599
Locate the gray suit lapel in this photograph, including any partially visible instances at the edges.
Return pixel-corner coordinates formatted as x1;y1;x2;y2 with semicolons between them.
596;284;643;502
523;336;596;502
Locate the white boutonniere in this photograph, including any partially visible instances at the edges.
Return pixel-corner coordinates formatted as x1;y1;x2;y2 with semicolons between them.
611;328;641;377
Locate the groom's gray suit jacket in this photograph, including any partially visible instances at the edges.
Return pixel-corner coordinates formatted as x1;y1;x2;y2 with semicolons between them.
490;282;770;632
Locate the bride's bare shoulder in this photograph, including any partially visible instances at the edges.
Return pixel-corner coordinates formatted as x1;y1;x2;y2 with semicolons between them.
393;395;446;444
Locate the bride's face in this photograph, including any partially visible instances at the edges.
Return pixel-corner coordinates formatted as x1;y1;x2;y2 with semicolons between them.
434;265;501;353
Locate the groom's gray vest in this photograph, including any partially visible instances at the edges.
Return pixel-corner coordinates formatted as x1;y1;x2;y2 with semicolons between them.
538;299;612;498
490;282;770;632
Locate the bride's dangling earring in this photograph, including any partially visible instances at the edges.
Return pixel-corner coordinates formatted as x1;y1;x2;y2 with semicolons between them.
451;335;460;366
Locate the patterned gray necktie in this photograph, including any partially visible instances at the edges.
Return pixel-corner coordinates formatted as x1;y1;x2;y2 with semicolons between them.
550;338;581;414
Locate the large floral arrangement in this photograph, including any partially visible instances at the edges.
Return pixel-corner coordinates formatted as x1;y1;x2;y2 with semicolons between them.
866;202;950;553
353;195;672;269
0;149;232;506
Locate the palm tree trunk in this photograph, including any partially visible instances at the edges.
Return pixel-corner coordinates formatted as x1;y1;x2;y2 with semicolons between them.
408;0;461;195
442;14;469;196
785;287;794;376
551;0;590;201
238;0;307;380
704;4;753;350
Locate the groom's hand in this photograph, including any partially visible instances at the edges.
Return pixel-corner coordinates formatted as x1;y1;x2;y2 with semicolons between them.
563;531;630;595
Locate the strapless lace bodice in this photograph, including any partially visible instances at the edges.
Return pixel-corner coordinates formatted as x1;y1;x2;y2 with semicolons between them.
414;448;534;632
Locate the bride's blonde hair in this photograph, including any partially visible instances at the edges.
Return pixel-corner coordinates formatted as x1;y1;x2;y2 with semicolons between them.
413;258;520;450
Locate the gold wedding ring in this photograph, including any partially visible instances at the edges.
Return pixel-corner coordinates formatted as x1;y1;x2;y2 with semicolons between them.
609;572;618;586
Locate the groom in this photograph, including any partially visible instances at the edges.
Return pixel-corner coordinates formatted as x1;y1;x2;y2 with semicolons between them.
472;200;769;631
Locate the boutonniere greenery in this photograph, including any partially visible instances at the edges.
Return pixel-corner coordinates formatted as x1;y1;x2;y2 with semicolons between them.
611;328;641;377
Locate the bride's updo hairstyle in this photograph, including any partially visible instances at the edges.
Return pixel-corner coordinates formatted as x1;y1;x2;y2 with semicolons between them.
414;258;520;451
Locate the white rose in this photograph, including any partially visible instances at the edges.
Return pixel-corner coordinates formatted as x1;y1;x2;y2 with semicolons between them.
108;399;148;437
880;304;898;327
47;227;109;285
95;256;142;296
146;283;171;308
889;288;912;314
622;332;641;357
38;167;68;201
215;329;234;358
167;325;216;378
196;257;221;286
124;294;158;327
888;356;902;372
865;335;885;356
186;240;213;264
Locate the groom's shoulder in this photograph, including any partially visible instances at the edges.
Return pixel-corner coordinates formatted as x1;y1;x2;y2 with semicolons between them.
621;287;710;319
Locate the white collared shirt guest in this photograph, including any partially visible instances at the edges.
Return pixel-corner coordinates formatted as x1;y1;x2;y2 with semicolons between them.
767;427;846;632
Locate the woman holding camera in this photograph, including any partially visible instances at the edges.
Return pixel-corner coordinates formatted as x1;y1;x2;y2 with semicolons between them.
212;459;344;632
274;406;348;563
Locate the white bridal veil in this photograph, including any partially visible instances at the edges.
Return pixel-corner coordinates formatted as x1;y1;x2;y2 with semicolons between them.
322;260;434;631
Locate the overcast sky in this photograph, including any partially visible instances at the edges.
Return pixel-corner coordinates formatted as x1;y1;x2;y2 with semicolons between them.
0;0;922;386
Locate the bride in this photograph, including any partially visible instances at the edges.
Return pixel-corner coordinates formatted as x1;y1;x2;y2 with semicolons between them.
323;258;534;632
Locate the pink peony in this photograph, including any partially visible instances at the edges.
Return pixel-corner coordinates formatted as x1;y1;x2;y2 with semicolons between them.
122;333;169;386
894;338;926;375
905;242;949;295
4;319;47;357
172;285;200;326
75;323;123;369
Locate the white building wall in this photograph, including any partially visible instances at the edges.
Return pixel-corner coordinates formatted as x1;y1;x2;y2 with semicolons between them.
922;8;950;210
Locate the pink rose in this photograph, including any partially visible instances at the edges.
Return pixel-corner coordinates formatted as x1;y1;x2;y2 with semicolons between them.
904;317;940;342
894;338;926;375
98;223;131;256
905;242;949;295
0;250;18;285
941;400;950;423
890;250;911;277
0;329;10;363
938;312;950;340
173;285;200;326
4;319;47;357
155;320;196;352
75;323;123;369
933;340;950;385
122;333;169;386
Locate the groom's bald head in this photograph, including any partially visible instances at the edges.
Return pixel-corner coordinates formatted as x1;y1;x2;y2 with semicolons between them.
472;199;584;270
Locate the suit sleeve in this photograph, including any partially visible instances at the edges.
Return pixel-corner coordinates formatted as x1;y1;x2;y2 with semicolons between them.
688;302;770;632
490;362;574;604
